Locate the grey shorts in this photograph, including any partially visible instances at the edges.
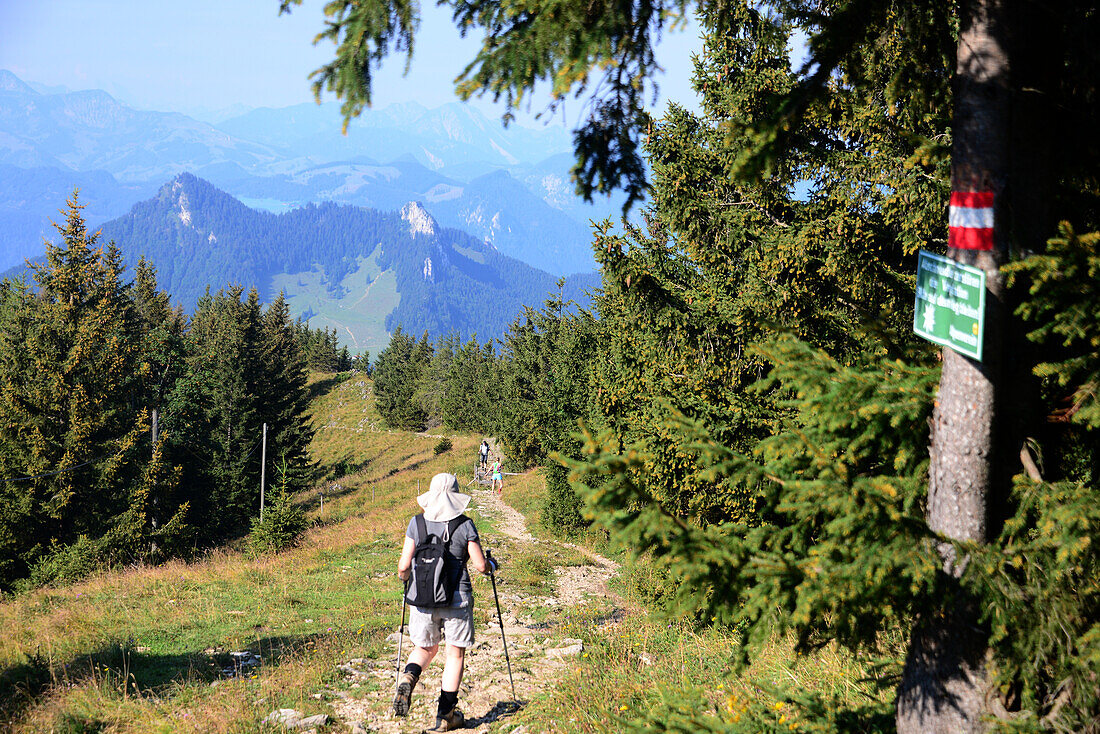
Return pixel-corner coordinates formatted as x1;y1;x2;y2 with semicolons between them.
408;605;475;648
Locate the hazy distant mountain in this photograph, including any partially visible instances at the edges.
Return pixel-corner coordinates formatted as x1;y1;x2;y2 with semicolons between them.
0;71;37;95
215;157;597;274
427;169;595;275
88;174;597;354
215;100;572;171
0;70;609;275
0;164;156;266
0;70;280;182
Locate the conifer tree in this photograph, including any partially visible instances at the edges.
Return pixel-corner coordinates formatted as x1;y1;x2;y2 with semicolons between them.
177;286;266;537
440;336;498;432
0;194;184;585
491;284;598;530
416;332;458;429
260;293;314;492
373;326;431;430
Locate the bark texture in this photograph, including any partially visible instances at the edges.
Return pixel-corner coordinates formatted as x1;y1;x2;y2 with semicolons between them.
897;0;1012;730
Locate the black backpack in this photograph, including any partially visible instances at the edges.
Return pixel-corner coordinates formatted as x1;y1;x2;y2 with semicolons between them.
405;514;468;608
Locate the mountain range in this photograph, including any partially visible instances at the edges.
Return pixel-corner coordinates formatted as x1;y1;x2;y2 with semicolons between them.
0;69;622;276
6;174;599;356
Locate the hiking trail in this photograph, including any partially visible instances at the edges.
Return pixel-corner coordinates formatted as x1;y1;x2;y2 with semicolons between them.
325;477;621;733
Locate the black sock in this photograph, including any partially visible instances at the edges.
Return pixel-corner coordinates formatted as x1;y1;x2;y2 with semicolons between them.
437;689;459;717
403;663;422;678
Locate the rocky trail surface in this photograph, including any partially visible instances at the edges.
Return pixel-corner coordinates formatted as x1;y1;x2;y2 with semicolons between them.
296;482;621;734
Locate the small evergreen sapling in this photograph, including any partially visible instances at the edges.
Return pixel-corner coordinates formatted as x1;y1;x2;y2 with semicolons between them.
247;457;309;556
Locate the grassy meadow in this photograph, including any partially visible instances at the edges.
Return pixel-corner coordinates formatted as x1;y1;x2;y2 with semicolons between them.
0;372;895;733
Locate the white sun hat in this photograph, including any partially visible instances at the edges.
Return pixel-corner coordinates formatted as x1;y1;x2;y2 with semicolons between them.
417;472;471;522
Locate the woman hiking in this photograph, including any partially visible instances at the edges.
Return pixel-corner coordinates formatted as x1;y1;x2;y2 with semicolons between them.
490;458;504;495
394;472;497;731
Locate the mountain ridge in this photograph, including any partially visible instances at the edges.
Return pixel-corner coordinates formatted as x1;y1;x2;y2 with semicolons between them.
0;69;610;276
82;174;598;354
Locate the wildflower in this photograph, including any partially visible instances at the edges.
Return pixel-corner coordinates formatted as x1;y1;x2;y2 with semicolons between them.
774;701;784;710
619;705;628;711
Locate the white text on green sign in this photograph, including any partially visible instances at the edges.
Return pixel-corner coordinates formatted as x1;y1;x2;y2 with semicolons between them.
913;250;986;361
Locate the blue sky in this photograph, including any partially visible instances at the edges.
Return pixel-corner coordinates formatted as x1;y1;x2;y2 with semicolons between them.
0;0;703;127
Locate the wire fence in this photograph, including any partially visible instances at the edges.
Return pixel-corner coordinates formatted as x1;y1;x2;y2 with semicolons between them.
1;431;266;484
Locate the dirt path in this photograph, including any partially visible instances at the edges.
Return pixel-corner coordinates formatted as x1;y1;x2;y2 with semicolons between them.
328;482;621;733
471;484;618;607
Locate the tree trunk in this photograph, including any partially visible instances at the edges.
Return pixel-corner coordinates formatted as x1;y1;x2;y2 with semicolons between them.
896;0;1012;730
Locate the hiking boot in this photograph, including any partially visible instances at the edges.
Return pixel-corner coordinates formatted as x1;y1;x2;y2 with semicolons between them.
422;707;464;732
392;671;419;716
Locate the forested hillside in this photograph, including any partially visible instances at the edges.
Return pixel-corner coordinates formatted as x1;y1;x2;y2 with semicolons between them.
86;174;597;352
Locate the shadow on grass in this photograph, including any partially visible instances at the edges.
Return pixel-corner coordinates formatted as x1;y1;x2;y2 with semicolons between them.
305;457;375;492
0;633;326;726
383;454;432;481
307;373;347;402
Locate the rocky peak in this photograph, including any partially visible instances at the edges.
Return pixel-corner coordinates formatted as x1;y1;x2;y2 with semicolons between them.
0;70;37;95
171;179;193;228
400;201;437;237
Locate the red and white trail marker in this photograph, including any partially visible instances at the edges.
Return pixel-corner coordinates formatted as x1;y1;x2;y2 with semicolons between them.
948;191;995;251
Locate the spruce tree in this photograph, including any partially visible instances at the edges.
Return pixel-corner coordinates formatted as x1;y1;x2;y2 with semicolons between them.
178;286;266;538
0;194;183;585
373;326;430;430
260;293;314;493
441;336;497;432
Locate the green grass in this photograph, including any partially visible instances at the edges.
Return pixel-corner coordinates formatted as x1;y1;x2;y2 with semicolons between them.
0;372;898;733
0;371;480;732
271;252;400;356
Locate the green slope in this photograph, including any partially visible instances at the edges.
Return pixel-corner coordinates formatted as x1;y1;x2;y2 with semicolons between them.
272;253;400;356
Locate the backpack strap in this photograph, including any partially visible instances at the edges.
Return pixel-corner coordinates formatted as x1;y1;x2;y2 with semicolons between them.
414;513;428;542
446;515;468;560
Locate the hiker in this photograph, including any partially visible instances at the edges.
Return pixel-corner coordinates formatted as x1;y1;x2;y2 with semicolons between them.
394;472;497;731
490;458;503;495
478;440;489;469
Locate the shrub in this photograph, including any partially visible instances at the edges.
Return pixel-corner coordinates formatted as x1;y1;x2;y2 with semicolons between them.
433;436;453;455
541;464;588;536
25;535;107;589
247;487;308;556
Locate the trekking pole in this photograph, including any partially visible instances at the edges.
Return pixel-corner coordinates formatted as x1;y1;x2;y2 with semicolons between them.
485;550;517;703
395;580;408;697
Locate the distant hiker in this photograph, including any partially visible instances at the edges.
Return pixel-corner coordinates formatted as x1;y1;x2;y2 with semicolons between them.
490;459;503;495
395;472;497;731
478;440;489;469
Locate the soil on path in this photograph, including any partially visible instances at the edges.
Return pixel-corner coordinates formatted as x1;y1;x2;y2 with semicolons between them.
327;481;621;733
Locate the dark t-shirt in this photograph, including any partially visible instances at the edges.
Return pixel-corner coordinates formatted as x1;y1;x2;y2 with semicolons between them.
406;514;480;608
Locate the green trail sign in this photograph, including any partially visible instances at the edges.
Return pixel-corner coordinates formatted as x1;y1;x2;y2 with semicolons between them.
914;250;986;361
